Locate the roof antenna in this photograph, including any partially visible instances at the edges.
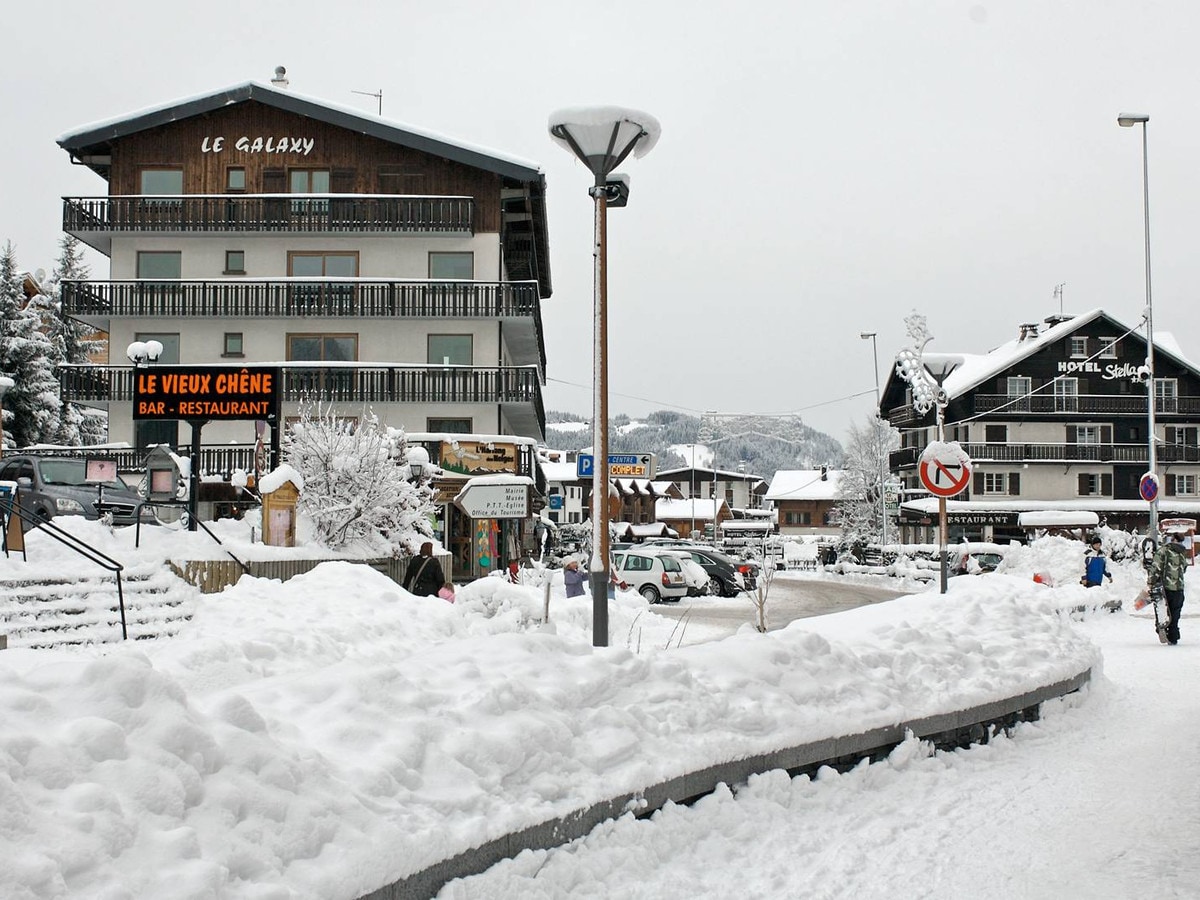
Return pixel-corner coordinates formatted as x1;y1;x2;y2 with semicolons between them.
1054;282;1065;316
271;66;289;88
352;88;383;115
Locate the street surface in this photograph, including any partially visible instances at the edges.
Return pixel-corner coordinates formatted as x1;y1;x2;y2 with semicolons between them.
646;571;906;642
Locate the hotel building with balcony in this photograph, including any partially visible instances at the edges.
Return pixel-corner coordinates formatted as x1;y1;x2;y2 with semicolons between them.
880;310;1200;544
55;77;551;472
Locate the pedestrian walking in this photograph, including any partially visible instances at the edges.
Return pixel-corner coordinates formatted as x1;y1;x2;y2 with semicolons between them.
403;542;445;597
1081;535;1113;587
1149;530;1189;645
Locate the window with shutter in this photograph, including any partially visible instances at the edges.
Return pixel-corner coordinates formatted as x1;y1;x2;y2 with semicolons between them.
973;472;984;494
1078;473;1089;495
1101;473;1113;496
1166;473;1177;496
1009;473;1020;495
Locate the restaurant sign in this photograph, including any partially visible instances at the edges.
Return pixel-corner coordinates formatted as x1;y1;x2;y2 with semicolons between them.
133;366;280;421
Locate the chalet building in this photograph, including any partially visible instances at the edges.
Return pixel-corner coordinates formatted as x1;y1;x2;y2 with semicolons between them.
612;478;684;525
537;451;588;525
54;75;551;469
881;310;1200;543
654;497;733;539
765;468;842;536
655;465;768;513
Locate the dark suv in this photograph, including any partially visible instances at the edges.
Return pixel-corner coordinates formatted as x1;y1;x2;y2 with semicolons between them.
0;455;145;527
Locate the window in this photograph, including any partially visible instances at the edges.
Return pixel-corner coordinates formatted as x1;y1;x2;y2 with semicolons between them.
226;167;246;192
984;424;1007;443
1156;379;1178;414
784;511;811;526
1007;376;1031;412
287;333;357;396
1077;473;1112;497
136;251;181;280
1069;337;1088;358
223;333;244;357
288;251;358;309
984;473;1008;494
290;169;331;215
224;250;245;274
140;168;183;195
1076;425;1102;445
428;335;473;366
1055;377;1079;412
1175;475;1197;496
429;252;474;279
427;417;472;434
1099;337;1118;359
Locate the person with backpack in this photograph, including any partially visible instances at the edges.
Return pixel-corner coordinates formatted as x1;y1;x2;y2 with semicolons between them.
403;542;445;597
1149;530;1190;645
1081;536;1112;587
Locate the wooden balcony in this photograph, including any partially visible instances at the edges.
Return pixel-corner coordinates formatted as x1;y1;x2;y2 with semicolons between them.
973;393;1200;417
890;442;1200;470
62;194;475;254
61;279;546;374
59;364;546;439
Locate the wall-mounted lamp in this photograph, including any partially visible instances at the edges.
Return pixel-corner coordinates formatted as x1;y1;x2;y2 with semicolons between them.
126;340;164;366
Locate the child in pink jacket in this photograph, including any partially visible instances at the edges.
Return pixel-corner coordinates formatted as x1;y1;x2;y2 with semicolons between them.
437;582;456;603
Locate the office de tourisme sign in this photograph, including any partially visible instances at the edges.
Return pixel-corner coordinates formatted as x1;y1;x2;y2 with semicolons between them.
133;366;280;421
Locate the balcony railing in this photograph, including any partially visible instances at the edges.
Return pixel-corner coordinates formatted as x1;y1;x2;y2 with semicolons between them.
973;393;1200;416
59;364;545;437
890;442;1200;470
63;194;474;252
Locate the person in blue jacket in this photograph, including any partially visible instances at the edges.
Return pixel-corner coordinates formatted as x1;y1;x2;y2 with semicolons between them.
563;559;588;598
1082;535;1112;587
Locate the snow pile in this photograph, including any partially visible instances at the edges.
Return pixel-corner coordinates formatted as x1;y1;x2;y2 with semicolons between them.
0;558;1097;899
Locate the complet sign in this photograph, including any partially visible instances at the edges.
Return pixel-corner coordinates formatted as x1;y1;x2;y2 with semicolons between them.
133;366;280;421
576;453;656;479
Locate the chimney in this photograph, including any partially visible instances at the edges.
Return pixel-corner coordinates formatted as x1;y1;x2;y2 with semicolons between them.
1018;322;1040;341
820;465;828;481
271;66;289;88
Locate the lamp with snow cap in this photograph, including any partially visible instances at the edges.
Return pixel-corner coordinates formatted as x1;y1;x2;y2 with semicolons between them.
548;106;660;648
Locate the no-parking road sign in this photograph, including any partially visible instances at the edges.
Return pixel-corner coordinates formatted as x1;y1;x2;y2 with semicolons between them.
919;447;972;498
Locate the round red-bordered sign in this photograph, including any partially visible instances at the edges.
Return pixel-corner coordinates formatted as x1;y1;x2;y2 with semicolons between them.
919;449;972;498
1139;472;1160;503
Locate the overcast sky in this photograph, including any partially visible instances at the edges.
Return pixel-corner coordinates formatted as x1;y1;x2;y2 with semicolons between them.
4;1;1197;443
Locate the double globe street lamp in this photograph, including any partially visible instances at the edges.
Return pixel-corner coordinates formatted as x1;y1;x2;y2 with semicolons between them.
549;107;660;647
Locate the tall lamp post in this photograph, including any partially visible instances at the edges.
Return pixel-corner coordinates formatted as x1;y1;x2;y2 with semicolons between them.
1117;112;1159;542
860;332;889;552
549;107;660;647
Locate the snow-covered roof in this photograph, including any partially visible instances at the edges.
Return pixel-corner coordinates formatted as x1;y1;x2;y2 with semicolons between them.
1017;511;1101;527
657;465;762;481
654;498;728;521
259;464;303;494
58;80;543;182
903;497;1200;515
765;470;842;501
539;461;582;483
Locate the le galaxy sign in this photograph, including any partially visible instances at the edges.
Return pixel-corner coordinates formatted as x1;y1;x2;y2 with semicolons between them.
201;136;315;155
134;367;280;421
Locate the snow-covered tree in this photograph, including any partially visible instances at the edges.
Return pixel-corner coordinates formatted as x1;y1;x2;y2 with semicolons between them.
42;235;105;444
0;243;60;448
281;403;435;554
835;415;900;548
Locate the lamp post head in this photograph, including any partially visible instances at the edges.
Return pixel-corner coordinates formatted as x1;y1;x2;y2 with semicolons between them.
860;332;876;340
548;106;661;185
126;340;163;366
407;445;431;482
1118;113;1149;127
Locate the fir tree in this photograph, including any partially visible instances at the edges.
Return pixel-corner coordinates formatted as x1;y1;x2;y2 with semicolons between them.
0;243;61;448
835;415;900;548
44;235;106;445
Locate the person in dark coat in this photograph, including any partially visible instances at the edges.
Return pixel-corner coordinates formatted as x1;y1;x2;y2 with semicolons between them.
403;542;445;597
1150;530;1190;645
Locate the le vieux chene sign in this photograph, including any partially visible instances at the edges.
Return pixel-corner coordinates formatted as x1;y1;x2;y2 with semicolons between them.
134;367;280;421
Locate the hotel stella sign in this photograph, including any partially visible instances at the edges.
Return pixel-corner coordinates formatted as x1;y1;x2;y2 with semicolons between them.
133;366;280;421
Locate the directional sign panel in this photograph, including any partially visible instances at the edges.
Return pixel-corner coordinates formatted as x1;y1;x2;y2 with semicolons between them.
453;482;530;519
576;453;657;479
918;448;972;498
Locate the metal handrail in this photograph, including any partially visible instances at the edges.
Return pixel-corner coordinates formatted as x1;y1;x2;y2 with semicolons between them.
0;496;129;640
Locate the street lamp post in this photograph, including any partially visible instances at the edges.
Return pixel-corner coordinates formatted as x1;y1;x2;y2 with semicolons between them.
549;107;660;648
1117;113;1159;543
860;332;889;553
923;354;963;594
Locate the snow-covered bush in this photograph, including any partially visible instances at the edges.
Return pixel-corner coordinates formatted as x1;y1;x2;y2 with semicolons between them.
282;403;434;554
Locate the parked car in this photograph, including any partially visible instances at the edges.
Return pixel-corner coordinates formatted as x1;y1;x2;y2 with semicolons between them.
638;547;710;596
954;550;1003;576
645;541;754;597
0;455;146;528
612;550;688;603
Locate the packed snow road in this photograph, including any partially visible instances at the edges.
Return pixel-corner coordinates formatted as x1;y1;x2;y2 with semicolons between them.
647;571;905;642
443;595;1200;899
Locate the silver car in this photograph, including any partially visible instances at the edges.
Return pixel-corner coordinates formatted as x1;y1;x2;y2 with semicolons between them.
0;455;145;527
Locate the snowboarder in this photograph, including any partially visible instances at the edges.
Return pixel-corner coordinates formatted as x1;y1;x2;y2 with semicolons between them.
1081;536;1112;587
1148;530;1189;645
